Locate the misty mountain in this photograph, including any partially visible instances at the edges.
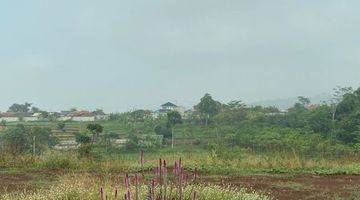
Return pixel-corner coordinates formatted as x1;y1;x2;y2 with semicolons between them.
250;93;332;110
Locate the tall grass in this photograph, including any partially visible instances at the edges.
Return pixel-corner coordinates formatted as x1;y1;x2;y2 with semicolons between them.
2;149;360;175
0;173;271;200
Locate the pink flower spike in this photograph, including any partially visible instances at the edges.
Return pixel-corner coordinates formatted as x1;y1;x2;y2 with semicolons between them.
127;190;131;200
174;161;178;175
125;173;130;189
155;167;160;175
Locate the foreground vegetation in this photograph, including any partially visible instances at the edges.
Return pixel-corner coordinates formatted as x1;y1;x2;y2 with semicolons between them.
0;155;272;200
0;174;271;200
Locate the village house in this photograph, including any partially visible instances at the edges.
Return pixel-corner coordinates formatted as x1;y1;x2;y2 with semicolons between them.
71;110;95;121
57;109;109;122
153;102;186;117
0;112;19;122
23;113;42;122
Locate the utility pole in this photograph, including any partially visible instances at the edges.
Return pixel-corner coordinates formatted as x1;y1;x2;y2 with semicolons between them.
33;136;36;155
171;128;174;149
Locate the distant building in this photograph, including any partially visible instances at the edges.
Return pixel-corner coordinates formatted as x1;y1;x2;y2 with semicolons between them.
23;115;39;122
153;102;186;117
70;110;95;122
0;112;19;122
306;104;320;111
161;102;178;111
95;114;110;121
58;109;108;122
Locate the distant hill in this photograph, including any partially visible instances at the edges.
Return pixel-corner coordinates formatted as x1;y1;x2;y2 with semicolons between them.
250;93;332;110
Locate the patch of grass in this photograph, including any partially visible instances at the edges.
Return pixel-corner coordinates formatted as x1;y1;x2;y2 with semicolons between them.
0;174;272;200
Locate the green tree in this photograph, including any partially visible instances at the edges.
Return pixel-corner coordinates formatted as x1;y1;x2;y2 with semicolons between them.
297;96;311;107
57;122;66;132
195;93;220;126
2;125;29;155
31;106;41;113
330;86;353;122
154;125;171;139
308;105;332;135
8;102;32;113
75;133;93;158
86;123;103;142
30;126;58;154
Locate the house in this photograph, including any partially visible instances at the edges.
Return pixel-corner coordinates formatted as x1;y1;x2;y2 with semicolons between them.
58;116;72;121
161;102;178;111
57;109;108;122
70;110;95;122
23;116;39;122
95;114;109;121
0;112;19;122
91;109;109;121
153;102;186;117
23;113;42;122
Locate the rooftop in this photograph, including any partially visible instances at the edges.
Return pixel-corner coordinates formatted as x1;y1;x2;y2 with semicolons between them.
161;102;177;107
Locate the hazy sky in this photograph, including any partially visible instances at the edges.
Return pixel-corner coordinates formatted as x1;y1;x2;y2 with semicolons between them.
1;1;360;112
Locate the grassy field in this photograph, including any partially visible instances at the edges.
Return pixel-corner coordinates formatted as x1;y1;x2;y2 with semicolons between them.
1;149;360;199
2;121;360;199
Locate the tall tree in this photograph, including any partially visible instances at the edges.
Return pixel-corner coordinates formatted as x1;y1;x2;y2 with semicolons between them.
8;102;32;113
167;111;182;148
31;106;41;113
330;86;353;122
195;93;220;126
297;96;311;107
2;125;29;155
226;100;246;110
86;123;103;142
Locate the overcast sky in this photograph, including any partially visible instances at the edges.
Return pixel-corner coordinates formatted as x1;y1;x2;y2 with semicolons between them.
1;1;359;112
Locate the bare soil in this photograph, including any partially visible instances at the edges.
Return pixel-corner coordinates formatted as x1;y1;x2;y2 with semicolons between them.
1;170;360;199
203;174;360;200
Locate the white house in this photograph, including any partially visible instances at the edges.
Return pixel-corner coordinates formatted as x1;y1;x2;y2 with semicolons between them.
58;116;73;121
95;114;110;121
23;116;39;122
153;102;186;118
0;113;19;122
72;116;95;122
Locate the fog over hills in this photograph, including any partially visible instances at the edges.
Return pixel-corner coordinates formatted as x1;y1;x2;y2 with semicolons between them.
250;93;332;110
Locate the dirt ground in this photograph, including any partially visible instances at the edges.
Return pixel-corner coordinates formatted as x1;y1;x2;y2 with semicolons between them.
203;174;360;200
0;170;61;194
1;170;360;200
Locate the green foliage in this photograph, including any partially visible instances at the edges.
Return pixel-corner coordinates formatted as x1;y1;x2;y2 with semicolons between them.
57;122;66;132
2;125;29;155
195;93;221;125
86;123;103;134
166;111;182;128
8;102;32;113
75;132;92;144
30;126;59;153
86;123;103;142
154;124;171;138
